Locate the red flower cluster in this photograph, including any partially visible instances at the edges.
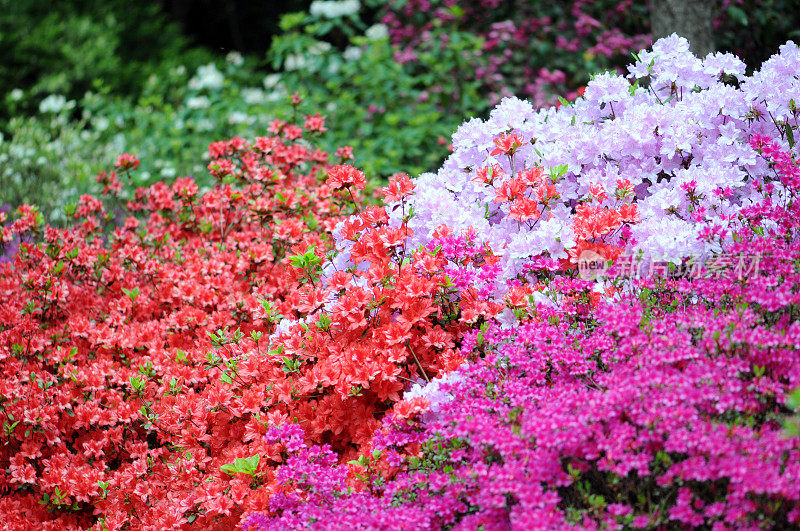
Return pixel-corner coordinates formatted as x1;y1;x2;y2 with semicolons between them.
303;113;328;133
113;153;140;171
382;173;415;202
0;111;486;529
479;164;559;224
570;180;639;263
324;164;367;191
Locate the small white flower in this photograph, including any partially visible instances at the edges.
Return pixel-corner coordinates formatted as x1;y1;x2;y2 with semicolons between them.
309;0;360;18
186;96;210;109
308;42;332;56
365;23;388;41
195;118;216;131
343;46;362;62
9;89;23;102
227;111;251;125
241;88;266;105
265;89;285;102
327;61;341;75
39;94;68;114
188;63;224;91
226;51;244;67
263;74;281;89
284;54;307;71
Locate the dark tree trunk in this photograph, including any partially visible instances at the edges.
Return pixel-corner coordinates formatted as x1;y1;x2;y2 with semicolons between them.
650;0;715;57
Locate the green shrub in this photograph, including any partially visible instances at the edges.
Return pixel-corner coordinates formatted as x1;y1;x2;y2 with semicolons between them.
0;109;116;226
0;0;208;117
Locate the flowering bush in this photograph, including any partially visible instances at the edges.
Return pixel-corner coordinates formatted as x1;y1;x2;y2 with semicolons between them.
239;38;800;529
2;36;800;530
4;5;468;220
385;36;800;296
381;0;651;107
0;108;123;226
0;0;207;118
0;104;501;527
380;0;800;109
243;128;800;530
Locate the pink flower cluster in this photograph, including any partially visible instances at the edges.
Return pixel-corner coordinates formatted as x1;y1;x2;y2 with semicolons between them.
381;0;651;107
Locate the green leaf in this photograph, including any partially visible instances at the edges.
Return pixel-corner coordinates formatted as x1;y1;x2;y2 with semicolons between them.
787;387;800;410
280;13;307;32
221;454;261;476
129;375;145;392
726;5;748;26
220;463;238;475
121;287;140;301
315;312;332;330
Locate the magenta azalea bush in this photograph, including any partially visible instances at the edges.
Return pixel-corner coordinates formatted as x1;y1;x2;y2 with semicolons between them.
381;0;651;107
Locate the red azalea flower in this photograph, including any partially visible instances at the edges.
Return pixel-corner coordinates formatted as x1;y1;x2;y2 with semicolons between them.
490;131;525;156
114;152;140;171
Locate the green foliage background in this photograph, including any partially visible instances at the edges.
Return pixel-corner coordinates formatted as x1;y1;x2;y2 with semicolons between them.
1;0;799;224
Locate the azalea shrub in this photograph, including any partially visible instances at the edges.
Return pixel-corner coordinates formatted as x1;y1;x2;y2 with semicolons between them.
380;0;800;109
0;103;501;528
388;36;800;294
1;36;800;530
381;0;652;107
243;147;800;527
242;37;800;528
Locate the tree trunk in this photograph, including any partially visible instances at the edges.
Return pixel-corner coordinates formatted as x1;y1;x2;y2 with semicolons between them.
650;0;715;57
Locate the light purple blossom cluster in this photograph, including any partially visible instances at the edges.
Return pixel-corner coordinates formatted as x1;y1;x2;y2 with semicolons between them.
384;35;799;293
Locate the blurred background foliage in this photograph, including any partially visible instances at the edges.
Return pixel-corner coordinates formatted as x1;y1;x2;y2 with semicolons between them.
1;0;799;224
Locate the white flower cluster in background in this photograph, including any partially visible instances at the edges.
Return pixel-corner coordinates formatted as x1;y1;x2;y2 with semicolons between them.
189;64;224;91
225;51;244;67
39;94;74;114
365;23;389;41
309;0;360;19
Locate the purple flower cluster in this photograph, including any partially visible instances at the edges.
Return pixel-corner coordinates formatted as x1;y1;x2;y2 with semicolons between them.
382;36;799;296
381;0;650;107
0;205;17;265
